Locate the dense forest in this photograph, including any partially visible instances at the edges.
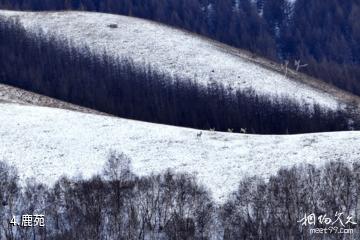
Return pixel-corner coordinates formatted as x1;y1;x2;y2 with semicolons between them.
1;155;359;239
0;18;356;134
0;0;359;95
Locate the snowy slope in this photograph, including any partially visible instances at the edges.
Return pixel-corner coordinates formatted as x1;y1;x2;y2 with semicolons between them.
1;103;359;203
0;83;103;114
0;10;355;110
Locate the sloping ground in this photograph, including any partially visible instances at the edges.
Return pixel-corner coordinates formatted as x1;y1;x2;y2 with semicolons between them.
1;10;359;110
1;102;359;203
0;83;104;114
0;10;359;204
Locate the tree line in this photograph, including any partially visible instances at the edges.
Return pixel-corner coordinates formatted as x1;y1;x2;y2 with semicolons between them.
1;154;359;239
222;162;360;239
0;0;359;96
0;18;357;134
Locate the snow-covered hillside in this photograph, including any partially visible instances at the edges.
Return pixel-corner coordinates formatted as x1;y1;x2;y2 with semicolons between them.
0;10;359;204
1;10;356;110
1;102;359;203
0;83;103;114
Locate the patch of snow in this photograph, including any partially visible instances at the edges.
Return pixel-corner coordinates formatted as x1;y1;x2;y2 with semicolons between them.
0;10;341;110
1;103;359;203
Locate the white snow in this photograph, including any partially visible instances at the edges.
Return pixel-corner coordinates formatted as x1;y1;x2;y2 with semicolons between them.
1;103;359;203
0;10;357;204
0;10;342;110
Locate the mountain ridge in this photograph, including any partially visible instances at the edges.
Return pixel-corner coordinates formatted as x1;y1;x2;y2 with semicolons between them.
2;10;359;112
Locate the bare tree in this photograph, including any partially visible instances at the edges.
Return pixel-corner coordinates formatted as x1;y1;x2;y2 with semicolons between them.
294;59;308;72
103;151;133;182
281;60;290;77
103;152;135;239
0;161;20;240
